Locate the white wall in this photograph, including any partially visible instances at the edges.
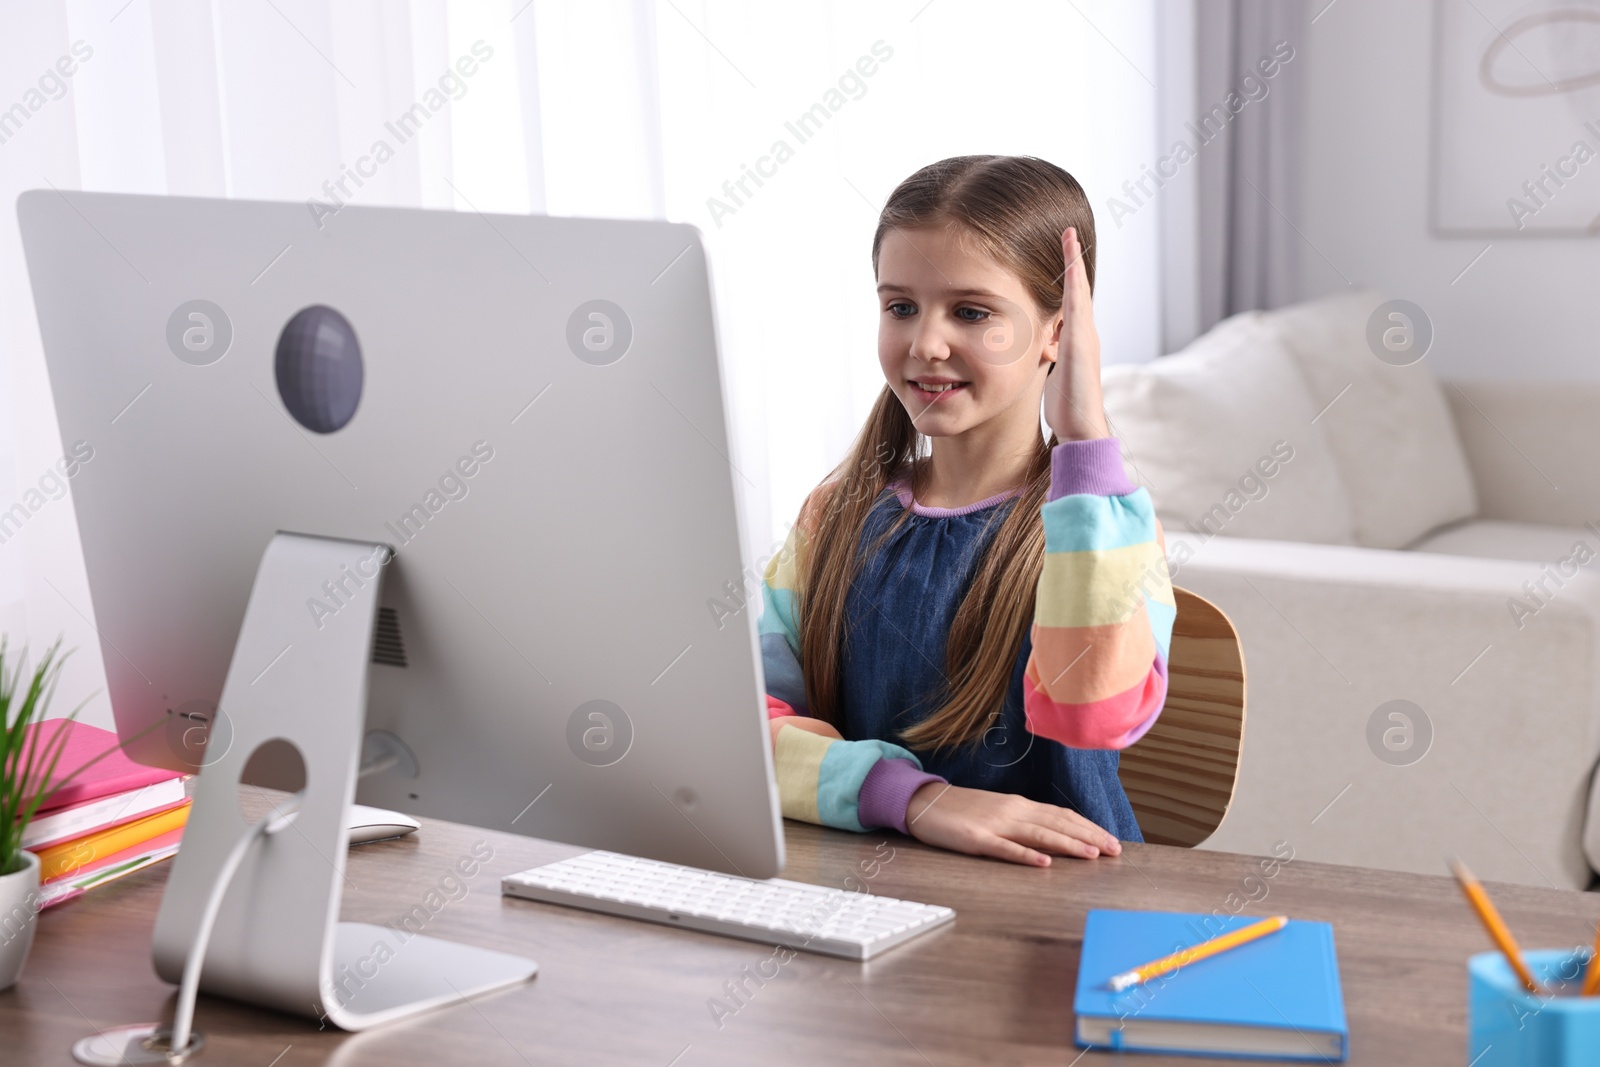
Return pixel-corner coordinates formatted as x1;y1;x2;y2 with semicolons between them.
1296;0;1600;381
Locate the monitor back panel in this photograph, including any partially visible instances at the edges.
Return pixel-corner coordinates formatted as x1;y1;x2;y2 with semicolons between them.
18;190;783;876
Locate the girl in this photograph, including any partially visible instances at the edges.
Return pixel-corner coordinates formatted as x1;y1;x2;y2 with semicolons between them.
759;155;1174;868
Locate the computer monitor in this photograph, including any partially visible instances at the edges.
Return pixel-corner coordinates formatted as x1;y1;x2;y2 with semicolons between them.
16;189;783;880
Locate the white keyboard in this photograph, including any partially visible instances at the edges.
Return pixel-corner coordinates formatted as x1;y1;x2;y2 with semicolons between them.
501;850;955;960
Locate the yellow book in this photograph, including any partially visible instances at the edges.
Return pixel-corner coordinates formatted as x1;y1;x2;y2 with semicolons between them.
35;801;191;882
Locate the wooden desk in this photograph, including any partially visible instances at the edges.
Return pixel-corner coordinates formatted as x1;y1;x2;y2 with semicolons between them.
5;811;1598;1066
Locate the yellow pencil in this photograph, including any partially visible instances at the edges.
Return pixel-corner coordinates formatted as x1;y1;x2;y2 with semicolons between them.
1580;919;1600;995
1449;857;1542;995
1108;915;1288;992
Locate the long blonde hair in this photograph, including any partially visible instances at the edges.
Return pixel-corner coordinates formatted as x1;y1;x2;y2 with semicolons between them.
798;155;1098;752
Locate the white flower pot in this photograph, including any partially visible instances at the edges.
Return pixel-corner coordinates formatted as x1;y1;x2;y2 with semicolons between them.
0;850;41;991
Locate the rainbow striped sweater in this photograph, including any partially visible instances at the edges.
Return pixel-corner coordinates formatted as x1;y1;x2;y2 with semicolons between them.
759;437;1174;836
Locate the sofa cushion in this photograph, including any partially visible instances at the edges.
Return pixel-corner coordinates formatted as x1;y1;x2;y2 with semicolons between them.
1101;315;1356;545
1261;288;1478;549
1409;518;1600;564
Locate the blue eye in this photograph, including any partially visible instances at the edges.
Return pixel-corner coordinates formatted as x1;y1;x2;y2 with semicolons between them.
956;307;990;323
886;302;915;318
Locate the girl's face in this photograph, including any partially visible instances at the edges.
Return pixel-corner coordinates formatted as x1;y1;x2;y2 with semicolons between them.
875;222;1057;441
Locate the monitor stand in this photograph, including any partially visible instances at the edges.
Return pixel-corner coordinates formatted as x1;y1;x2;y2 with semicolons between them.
77;532;536;1063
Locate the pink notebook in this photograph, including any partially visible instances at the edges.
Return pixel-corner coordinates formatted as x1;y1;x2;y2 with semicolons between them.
23;720;182;813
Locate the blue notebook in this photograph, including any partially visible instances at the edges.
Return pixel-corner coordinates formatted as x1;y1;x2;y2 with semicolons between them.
1073;909;1348;1061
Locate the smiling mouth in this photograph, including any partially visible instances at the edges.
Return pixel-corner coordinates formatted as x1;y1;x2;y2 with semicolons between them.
910;380;969;402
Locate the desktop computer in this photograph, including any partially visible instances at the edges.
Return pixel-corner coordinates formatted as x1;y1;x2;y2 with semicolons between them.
19;190;950;1064
17;190;788;1047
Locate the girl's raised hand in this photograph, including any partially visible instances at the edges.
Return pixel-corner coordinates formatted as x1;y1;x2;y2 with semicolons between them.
903;780;1121;866
1043;226;1111;442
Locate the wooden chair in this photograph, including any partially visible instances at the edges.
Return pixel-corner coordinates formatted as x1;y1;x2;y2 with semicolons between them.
1118;586;1247;848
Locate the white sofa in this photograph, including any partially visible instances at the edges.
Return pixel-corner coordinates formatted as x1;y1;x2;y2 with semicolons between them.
1103;288;1600;890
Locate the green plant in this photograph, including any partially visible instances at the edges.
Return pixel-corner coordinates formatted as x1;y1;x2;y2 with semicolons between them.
1;637;93;876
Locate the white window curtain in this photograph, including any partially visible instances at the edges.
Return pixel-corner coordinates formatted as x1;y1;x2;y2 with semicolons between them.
0;0;1162;727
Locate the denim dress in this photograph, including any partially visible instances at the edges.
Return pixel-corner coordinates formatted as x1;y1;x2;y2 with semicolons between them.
836;485;1144;841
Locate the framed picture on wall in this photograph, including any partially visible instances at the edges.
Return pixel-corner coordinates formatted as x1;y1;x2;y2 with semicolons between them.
1431;0;1600;235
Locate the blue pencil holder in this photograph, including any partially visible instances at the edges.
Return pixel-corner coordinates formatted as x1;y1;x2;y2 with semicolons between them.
1469;949;1600;1066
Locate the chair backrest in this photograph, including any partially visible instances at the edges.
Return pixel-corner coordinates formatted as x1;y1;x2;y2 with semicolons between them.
1118;586;1246;848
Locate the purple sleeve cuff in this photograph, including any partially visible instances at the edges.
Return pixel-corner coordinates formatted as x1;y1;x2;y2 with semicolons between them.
1049;438;1138;500
857;757;946;835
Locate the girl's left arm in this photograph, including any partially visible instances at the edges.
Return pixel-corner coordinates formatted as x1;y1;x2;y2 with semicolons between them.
1022;438;1174;750
1029;225;1173;750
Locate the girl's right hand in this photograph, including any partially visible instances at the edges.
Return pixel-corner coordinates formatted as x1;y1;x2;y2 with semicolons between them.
903;782;1121;866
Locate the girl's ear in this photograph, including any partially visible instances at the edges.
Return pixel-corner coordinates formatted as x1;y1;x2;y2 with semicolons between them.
1042;310;1065;367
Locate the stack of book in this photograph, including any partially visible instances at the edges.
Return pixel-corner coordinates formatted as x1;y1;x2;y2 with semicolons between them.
19;720;191;908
